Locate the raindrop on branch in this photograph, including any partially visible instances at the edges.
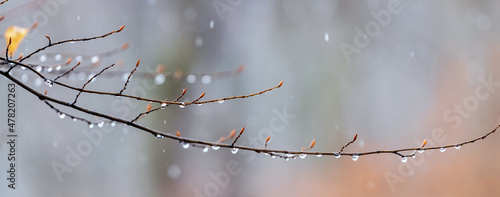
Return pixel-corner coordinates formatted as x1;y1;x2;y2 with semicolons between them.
401;157;408;163
44;79;54;87
182;143;190;149
352;154;359;161
212;146;220;150
156;134;164;139
334;153;341;158
203;146;209;153
218;100;225;104
299;154;307;159
231;148;238;154
58;113;66;119
439;147;446;152
97;121;105;128
454;145;461;149
88;123;95;129
316;154;323;158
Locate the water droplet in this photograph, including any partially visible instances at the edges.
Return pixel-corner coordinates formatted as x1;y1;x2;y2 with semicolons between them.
179;103;185;108
195;37;203;47
401;157;408;163
324;32;329;42
46;67;53;73
97;121;105;128
439;147;446;152
334;153;341;158
110;121;116;127
182;143;190;149
417;149;425;153
218;100;225;104
21;66;26;70
44;78;53;87
454;145;461;149
35;66;42;72
39;55;47;62
410;51;415;57
186;74;196;83
316;154;323;158
352;154;359;161
75;55;83;62
285;158;290;161
91;55;100;64
156;134;164;139
299;154;307;159
155;74;165;85
21;74;29;82
231;148;238;154
161;102;167;109
58;113;66;119
197;104;203;106
286;153;295;157
88;123;94;128
203;146;209;153
271;155;276;159
212;146;220;150
162;149;165;153
201;75;212;84
55;65;62;71
34;78;43;87
54;54;62;61
72;118;77;122
77;15;80;21
209;20;214;29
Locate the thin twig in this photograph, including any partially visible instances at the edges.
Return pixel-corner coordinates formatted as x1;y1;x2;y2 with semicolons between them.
119;59;140;94
20;25;124;62
72;63;115;104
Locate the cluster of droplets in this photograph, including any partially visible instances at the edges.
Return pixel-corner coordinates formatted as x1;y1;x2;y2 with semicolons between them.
44;78;54;87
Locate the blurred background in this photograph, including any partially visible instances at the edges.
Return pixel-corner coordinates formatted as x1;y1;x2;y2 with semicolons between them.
1;0;500;196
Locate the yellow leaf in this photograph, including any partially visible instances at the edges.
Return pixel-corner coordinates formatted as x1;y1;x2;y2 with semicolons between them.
4;26;29;57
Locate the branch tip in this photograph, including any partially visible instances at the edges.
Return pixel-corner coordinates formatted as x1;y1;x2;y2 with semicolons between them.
278;81;283;87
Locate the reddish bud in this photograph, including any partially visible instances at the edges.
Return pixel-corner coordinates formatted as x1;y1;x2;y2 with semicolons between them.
146;103;152;111
118;25;125;32
65;58;72;65
421;139;427;147
278;81;283;87
121;42;129;50
176;131;181;137
240;127;245;134
265;136;271;142
229;129;236;139
353;134;358;141
155;64;165;74
237;65;245;73
310;139;316;149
